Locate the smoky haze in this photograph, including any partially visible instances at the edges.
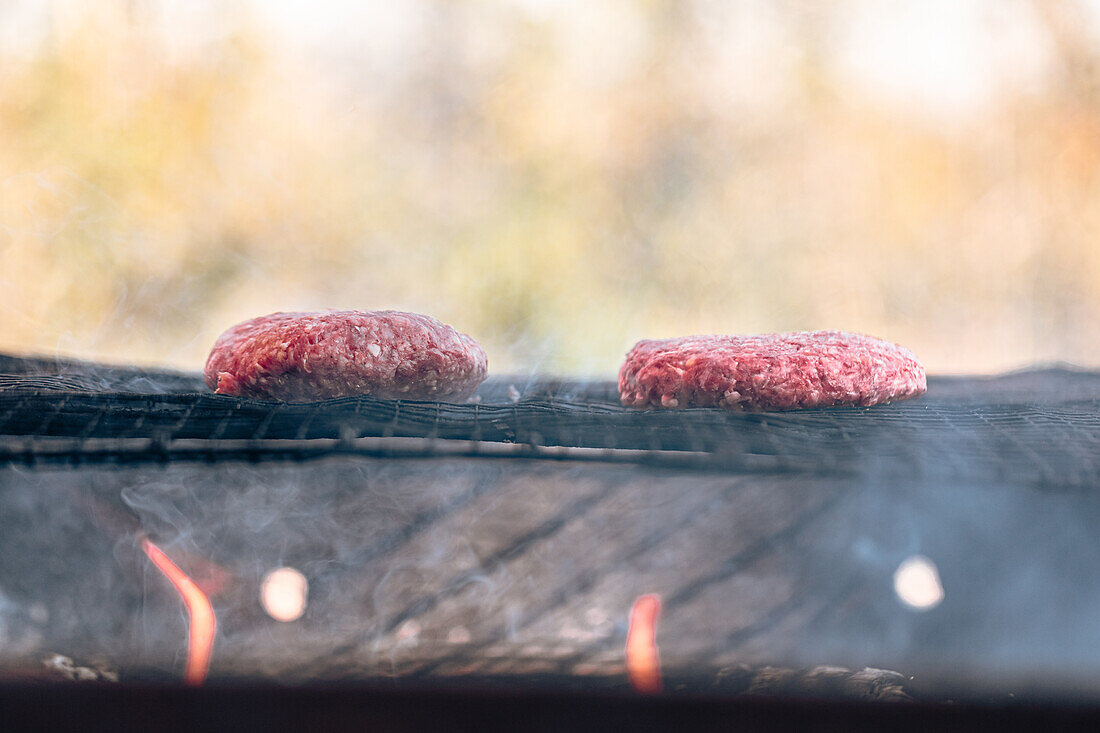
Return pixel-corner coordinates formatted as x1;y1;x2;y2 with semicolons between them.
1;443;1100;698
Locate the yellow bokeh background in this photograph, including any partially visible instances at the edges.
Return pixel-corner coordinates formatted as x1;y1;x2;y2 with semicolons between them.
1;0;1098;375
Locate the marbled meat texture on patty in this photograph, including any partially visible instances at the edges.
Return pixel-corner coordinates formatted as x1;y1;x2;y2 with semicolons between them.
619;331;926;410
205;310;488;401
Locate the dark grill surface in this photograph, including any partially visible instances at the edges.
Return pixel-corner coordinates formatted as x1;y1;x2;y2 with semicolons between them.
2;353;1099;488
4;352;1100;706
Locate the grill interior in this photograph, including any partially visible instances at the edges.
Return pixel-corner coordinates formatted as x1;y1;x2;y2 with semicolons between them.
3;352;1100;711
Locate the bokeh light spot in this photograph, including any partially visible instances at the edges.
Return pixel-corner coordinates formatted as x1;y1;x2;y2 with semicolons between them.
261;567;308;622
893;555;944;611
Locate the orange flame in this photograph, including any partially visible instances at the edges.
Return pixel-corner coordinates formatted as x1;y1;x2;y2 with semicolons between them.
626;593;662;694
141;538;217;685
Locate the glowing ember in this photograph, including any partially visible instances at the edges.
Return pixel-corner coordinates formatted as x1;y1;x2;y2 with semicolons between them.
447;626;471;644
261;567;309;622
894;555;945;611
626;593;662;694
396;619;421;644
140;538;216;685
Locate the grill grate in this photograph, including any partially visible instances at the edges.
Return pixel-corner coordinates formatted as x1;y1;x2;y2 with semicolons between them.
2;353;1099;488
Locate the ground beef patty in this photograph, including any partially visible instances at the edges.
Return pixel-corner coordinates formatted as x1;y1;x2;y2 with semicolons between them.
619;331;926;410
205;310;487;401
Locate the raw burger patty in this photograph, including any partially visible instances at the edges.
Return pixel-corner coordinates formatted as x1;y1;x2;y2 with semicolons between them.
205;310;487;401
619;331;926;410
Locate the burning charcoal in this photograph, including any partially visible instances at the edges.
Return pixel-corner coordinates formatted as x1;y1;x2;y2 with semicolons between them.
744;665;799;695
799;665;855;697
713;664;911;701
843;667;910;701
42;654;118;683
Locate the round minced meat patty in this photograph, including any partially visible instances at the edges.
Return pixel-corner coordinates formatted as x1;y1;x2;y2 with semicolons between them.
619;331;926;410
205;310;488;402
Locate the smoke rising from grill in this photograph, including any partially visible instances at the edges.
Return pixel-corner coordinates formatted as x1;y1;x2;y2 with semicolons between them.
2;355;1100;702
2;445;1100;699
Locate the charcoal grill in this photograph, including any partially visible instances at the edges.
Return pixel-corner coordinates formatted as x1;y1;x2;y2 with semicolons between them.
3;351;1100;729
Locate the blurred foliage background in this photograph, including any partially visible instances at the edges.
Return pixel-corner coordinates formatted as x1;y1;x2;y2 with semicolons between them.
1;0;1098;375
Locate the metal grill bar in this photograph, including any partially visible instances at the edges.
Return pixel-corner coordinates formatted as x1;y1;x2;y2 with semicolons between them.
3;355;1100;488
